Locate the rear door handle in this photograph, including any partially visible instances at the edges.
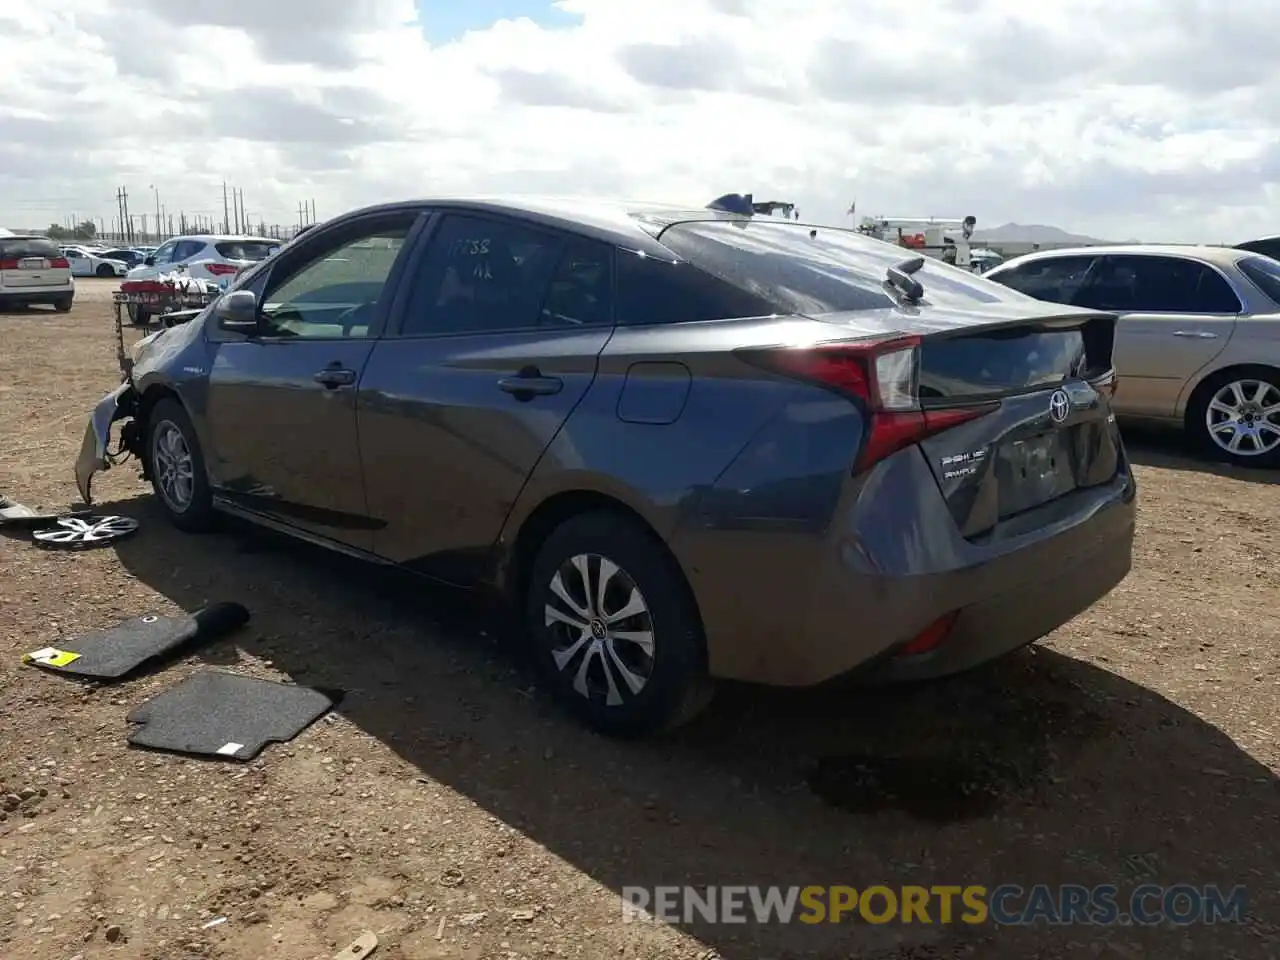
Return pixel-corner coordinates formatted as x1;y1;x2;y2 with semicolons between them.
498;370;563;397
313;367;356;388
1172;330;1217;339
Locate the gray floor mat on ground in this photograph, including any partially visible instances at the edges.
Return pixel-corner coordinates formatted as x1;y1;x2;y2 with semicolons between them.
23;602;250;680
126;671;337;761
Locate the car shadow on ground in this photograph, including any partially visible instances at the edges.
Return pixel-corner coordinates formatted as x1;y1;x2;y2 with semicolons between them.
1122;421;1280;485
84;495;1279;957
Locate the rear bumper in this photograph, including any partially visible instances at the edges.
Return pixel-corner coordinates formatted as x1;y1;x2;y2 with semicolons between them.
0;282;74;302
679;447;1136;687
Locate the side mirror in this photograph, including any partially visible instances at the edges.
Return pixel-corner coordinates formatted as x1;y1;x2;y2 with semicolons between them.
213;289;259;333
143;256;155;266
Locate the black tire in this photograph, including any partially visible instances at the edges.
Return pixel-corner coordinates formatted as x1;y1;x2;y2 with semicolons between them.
128;303;150;327
95;263;115;278
53;297;73;313
523;510;712;738
145;398;216;532
1186;366;1280;469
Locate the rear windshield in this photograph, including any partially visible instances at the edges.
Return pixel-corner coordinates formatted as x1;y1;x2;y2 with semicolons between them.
0;237;60;259
658;220;1027;314
1237;255;1280;308
215;241;279;261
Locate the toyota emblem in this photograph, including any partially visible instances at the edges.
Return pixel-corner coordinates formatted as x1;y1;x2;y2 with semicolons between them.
1048;389;1071;424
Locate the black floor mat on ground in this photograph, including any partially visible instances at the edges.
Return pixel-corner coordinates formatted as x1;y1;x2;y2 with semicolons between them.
23;602;250;680
126;671;337;761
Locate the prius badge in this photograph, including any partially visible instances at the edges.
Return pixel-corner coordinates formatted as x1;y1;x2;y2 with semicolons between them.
1048;389;1071;424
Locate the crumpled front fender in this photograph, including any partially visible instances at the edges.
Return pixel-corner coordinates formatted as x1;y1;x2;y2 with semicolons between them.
74;382;137;505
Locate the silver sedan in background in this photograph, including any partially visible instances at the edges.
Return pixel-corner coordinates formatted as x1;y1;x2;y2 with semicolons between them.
986;244;1280;467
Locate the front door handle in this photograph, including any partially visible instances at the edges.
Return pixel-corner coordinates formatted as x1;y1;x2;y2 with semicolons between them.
498;367;563;398
1172;330;1217;339
314;367;356;388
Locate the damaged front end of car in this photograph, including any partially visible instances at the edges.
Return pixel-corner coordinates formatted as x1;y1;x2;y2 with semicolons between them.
73;317;183;505
73;380;144;506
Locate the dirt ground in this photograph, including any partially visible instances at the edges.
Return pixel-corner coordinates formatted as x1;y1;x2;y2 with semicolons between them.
1;279;1277;960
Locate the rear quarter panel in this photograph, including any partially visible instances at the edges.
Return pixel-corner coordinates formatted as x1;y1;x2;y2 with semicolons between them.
494;319;810;583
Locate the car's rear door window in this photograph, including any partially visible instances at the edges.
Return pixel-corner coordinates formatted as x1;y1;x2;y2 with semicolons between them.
1076;255;1241;313
396;214;568;336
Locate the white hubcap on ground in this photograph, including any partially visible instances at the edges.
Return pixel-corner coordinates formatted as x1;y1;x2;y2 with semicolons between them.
543;553;655;707
153;420;195;511
1205;379;1280;457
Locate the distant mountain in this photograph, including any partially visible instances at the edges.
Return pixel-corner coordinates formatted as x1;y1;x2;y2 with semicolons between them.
971;222;1132;244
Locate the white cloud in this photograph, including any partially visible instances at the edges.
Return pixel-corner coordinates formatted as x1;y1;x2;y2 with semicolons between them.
1;0;1277;242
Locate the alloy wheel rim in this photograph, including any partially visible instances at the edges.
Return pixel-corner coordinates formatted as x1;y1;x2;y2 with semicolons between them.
1205;379;1280;457
153;420;195;512
543;553;655;707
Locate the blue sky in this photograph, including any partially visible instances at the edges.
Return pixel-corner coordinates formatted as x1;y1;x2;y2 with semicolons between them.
413;0;579;43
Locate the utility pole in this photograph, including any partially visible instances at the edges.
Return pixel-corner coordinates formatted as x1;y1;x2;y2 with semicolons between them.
121;187;132;244
310;199;316;224
237;189;247;234
222;181;230;234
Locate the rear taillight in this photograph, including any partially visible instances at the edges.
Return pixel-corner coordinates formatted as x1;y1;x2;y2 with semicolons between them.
48;257;70;269
739;335;996;474
0;259;19;270
205;263;239;276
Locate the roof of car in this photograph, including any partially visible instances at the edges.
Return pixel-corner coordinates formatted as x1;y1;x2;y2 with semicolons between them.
997;244;1250;269
325;195;788;257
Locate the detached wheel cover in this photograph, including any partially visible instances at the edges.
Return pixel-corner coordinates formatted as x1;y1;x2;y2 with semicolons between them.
32;515;139;549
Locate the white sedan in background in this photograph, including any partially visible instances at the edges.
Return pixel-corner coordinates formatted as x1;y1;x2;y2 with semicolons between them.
61;246;130;278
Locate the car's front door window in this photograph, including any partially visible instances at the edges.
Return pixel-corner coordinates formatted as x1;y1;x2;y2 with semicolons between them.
258;219;415;339
988;256;1099;304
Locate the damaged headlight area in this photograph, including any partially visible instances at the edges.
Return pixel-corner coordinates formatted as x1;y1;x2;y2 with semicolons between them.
130;330;163;365
73;382;144;505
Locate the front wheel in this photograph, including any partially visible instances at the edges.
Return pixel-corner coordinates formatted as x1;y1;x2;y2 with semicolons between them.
95;263;115;278
146;398;216;532
524;511;712;738
1187;368;1280;468
53;297;73;313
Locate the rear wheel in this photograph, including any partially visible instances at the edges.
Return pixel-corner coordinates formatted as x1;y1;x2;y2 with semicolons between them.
523;511;712;738
53;297;73;313
1187;367;1280;468
95;263;115;278
146;398;216;532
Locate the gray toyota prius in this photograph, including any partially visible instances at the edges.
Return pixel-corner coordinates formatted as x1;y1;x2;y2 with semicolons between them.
74;195;1136;737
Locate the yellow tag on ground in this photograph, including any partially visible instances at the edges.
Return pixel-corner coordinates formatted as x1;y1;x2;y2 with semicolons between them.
23;647;82;668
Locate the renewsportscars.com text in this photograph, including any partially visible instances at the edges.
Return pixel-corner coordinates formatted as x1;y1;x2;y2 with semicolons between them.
621;884;1248;926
